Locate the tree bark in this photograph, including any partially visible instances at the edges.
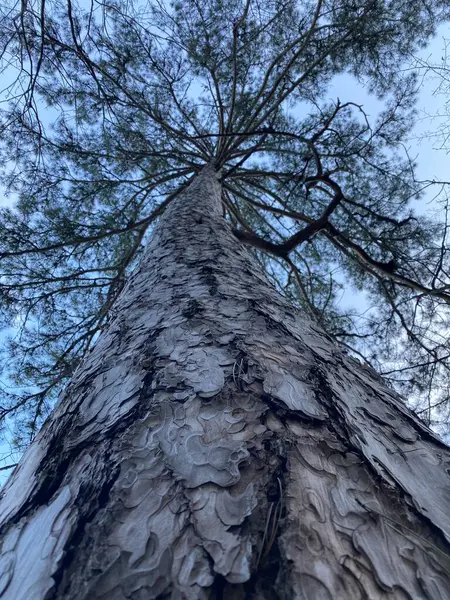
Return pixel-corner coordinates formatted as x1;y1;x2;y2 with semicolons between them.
0;165;449;599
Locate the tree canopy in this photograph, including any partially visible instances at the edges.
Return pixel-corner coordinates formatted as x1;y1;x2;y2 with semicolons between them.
1;0;450;451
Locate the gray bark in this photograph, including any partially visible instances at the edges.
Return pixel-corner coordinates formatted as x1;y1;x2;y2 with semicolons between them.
0;165;449;599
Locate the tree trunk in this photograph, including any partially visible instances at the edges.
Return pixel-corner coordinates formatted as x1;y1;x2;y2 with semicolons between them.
0;165;449;599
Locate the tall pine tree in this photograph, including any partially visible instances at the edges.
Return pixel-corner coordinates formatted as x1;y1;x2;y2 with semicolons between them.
0;0;450;596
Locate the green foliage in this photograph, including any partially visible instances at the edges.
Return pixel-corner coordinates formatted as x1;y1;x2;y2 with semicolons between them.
0;0;450;449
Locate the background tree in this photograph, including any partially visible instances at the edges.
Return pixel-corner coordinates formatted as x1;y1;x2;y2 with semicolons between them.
0;0;450;596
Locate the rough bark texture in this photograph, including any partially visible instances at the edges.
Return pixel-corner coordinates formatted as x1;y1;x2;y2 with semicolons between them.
0;166;449;599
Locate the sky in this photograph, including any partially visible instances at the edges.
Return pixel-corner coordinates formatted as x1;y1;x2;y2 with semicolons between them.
1;22;450;483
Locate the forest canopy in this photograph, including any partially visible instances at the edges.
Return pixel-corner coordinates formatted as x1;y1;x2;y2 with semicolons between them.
1;0;450;453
